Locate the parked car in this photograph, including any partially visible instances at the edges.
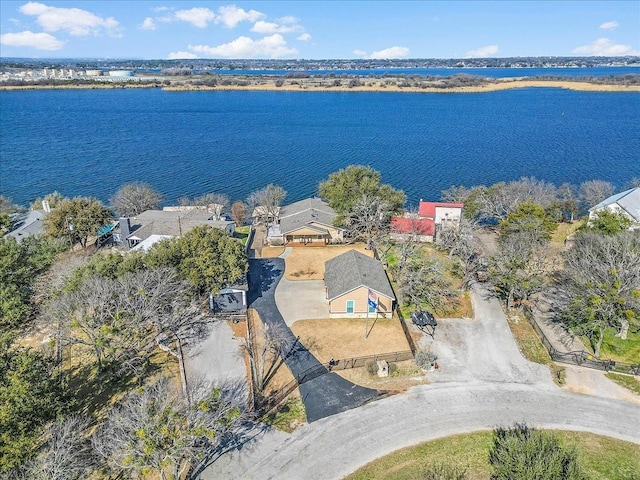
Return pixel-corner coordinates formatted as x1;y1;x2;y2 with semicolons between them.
411;310;437;327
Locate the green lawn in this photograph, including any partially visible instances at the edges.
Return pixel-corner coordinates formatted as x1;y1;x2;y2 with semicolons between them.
234;225;251;246
344;431;640;480
598;329;640;364
606;372;640;395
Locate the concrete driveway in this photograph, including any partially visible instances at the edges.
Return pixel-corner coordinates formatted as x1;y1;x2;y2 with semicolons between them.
275;278;328;326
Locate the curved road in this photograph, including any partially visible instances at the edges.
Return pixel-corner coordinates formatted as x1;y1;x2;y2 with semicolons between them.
207;381;640;479
202;278;640;480
248;258;380;422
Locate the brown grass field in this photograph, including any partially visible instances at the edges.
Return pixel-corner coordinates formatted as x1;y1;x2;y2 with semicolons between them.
283;243;373;280
291;317;411;362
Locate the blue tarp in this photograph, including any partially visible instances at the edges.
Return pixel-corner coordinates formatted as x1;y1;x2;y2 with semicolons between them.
96;223;116;237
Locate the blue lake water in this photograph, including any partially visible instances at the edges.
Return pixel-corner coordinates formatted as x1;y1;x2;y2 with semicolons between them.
1;86;639;208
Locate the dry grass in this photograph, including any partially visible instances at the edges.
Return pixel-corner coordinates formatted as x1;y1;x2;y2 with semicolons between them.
284;244;372;280
247;309;297;396
337;360;428;390
291;317;411;362
260;246;285;258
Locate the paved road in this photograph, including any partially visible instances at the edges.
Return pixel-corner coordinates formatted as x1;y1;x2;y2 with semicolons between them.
206;382;640;480
248;258;380;422
201;281;640;480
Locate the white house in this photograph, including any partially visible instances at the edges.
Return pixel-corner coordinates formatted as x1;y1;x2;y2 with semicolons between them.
588;187;640;230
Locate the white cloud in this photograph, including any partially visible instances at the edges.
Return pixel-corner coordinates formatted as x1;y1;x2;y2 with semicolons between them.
369;46;409;59
140;17;156;30
173;5;264;29
599;21;619;30
18;2;120;36
0;30;65;50
251;20;301;34
278;16;298;25
216;5;264;28
189;34;297;58
465;44;499;58
297;33;312;42
573;37;639;56
167;50;198;59
353;49;367;56
174;7;216;28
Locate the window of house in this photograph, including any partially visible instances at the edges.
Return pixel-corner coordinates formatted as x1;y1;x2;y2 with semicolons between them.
368;302;376;313
346;300;355;314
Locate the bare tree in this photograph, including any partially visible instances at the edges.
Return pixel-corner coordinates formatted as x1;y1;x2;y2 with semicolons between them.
488;230;551;309
343;194;393;248
468;177;558;222
579;180;614;210
437;217;485;287
194;193;229;220
25;415;93;480
391;250;458;313
111;182;162;217
92;377;245;480
558;231;640;355
49;268;208;377
230;201;248;227
243;319;292;404
440;185;472;203
246;184;286;226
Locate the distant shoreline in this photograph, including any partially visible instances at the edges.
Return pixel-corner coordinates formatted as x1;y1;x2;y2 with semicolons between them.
1;79;639;93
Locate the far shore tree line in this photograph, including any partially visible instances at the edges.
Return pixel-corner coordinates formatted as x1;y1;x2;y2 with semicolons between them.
3;72;640;89
1;168;639;477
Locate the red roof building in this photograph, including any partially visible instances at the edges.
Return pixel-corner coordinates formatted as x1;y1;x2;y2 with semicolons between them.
390;200;464;241
390;217;435;236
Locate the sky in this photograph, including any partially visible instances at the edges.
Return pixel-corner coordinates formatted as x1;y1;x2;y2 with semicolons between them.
0;1;638;60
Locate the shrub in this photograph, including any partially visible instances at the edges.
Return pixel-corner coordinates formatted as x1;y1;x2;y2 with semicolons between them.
415;350;437;369
489;424;586;480
365;361;378;376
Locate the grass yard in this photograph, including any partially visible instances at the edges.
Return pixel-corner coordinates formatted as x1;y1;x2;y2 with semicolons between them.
505;312;567;385
291;317;411;362
283;243;372;280
606;372;640;395
345;430;640;480
261;397;306;433
597;329;640;364
291;317;423;390
507;314;552;365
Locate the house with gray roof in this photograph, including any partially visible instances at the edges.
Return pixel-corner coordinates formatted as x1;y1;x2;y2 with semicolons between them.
3;210;46;243
588;187;640;230
120;208;235;250
324;250;395;318
267;198;344;246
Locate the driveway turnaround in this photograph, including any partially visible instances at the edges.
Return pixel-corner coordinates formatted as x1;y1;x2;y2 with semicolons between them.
248;258;380;422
